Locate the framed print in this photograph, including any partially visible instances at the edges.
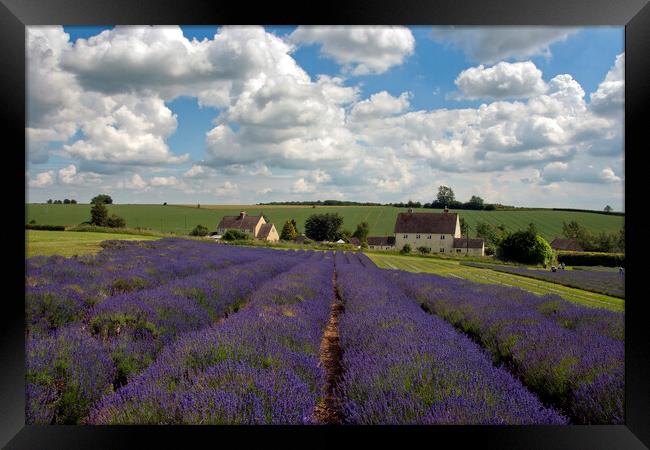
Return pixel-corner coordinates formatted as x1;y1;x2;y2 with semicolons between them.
2;0;649;448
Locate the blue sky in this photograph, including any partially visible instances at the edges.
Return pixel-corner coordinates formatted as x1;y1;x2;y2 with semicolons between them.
27;26;624;209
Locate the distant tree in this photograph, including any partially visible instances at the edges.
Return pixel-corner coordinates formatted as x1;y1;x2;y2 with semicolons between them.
63;199;71;204
46;199;52;204
280;220;298;241
163;202;167;206
417;246;431;255
618;227;625;252
338;229;352;242
91;194;113;205
222;229;249;241
352;221;370;246
594;231;617;253
466;195;484;210
304;213;343;242
197;204;201;208
527;222;538;235
290;219;299;234
190;224;209;236
604;205;613;213
29;219;36;224
459;218;469;236
400;243;412;254
106;214;126;228
436;185;456;207
53;200;63;204
70;199;77;204
562;221;587;240
90;202;109;226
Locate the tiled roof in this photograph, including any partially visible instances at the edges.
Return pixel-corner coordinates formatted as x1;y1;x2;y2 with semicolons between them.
257;223;275;240
452;238;484;249
348;237;361;246
367;236;396;246
550;238;584;251
216;214;263;233
394;212;458;234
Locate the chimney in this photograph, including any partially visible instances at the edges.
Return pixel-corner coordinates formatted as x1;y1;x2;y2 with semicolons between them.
239;211;246;219
444;206;449;213
407;208;413;214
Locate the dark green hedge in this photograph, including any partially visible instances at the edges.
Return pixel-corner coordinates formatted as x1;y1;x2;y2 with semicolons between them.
26;224;66;231
557;251;624;267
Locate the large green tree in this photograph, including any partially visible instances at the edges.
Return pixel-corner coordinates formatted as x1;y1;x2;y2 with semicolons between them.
436;185;455;206
280;220;298;241
352;221;370;245
498;229;554;265
466;195;484;210
91;194;113;205
90;202;109;226
304;213;343;242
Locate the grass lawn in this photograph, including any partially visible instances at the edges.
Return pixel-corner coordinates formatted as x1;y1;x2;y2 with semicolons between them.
26;203;624;242
368;253;624;312
26;230;161;258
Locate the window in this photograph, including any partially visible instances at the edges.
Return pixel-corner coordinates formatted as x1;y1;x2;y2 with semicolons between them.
440;248;445;253
403;235;408;238
456;249;462;253
427;235;432;239
441;235;445;240
416;234;420;239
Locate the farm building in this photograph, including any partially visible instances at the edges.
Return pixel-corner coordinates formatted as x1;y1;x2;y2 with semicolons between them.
367;208;485;256
215;211;279;242
550;238;584;252
367;236;396;250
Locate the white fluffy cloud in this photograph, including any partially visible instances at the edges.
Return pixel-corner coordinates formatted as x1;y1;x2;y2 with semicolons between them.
290;26;415;75
454;61;547;100
349;91;411;120
29;171;55;188
431;26;577;64
590;53;624;117
149;176;179;187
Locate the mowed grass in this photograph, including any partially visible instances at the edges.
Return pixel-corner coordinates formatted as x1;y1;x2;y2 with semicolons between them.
26;204;624;241
26;230;161;258
368;253;624;312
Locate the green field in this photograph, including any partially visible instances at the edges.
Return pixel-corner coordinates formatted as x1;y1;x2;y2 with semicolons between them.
26;203;624;241
26;230;161;258
368;253;624;312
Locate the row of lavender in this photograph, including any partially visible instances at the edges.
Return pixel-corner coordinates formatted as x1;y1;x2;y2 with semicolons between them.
463;262;625;298
384;269;624;424
26;239;321;423
87;256;335;424
334;256;567;424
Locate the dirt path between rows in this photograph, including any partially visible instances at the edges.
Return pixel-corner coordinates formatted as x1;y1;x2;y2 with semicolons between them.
312;269;344;424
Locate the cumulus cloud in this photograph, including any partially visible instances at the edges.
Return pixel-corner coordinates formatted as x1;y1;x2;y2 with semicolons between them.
349;91;411;120
454;61;547;100
590;53;624;117
149;176;179;187
183;165;206;178
29;171;55;188
431;26;577;64
215;181;238;196
291;178;315;193
538;161;622;185
290;26;415;75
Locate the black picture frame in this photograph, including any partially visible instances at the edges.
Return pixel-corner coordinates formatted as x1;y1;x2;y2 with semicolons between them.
2;0;649;448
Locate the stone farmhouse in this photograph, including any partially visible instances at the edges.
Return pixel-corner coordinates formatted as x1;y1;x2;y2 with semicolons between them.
367;208;485;256
215;211;279;242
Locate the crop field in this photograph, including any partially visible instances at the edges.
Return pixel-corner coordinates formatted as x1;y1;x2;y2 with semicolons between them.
26;230;161;258
368;253;624;311
26;238;623;424
464;262;625;299
26;203;623;241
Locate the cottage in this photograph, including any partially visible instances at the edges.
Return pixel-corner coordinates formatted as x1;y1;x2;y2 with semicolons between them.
367;208;484;256
550;238;584;252
215;211;279;242
367;236;396;250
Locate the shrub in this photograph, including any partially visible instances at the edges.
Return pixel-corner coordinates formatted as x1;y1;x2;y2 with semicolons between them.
90;202;109;226
190;225;209;237
26;224;65;231
557;251;624;267
417;246;431;255
222;229;250;241
498;230;553;265
106;214;126;228
400;244;412;254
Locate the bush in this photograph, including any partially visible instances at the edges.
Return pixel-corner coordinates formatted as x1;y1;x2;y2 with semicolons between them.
417;246;431;255
222;229;250;241
106;214;126;228
557;251;624;267
190;225;209;237
90;202;109;226
498;230;553;265
400;244;412;254
26;224;65;231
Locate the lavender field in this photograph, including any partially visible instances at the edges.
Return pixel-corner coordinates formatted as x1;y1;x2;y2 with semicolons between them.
464;262;625;299
25;238;623;425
